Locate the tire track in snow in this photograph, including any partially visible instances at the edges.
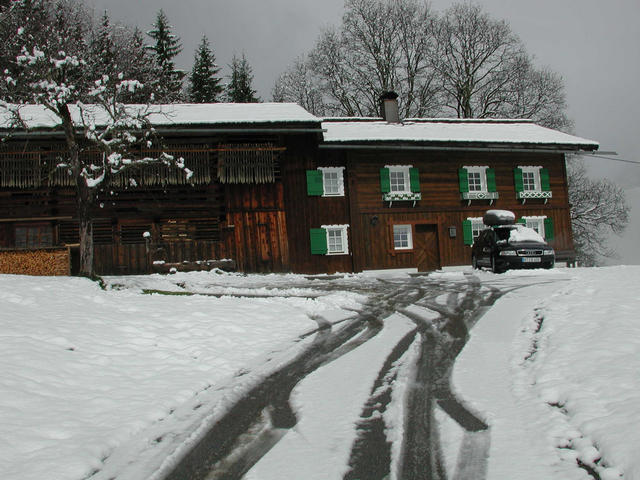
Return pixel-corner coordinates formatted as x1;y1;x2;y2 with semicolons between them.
163;279;426;480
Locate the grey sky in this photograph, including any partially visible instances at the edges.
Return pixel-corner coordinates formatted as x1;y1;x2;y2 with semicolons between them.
90;0;640;263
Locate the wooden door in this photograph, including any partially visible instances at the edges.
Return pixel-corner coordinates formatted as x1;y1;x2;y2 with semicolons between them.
415;224;440;272
229;210;289;273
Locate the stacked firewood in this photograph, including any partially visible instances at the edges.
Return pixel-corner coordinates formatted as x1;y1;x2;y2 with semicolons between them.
0;248;70;275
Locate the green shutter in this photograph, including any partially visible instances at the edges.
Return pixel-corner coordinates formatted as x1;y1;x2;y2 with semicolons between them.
306;170;324;196
544;217;554;240
458;168;469;193
409;167;420;193
516;218;526;225
462;220;473;245
540;168;551;191
380;168;391;193
514;168;523;192
310;228;328;254
486;168;497;192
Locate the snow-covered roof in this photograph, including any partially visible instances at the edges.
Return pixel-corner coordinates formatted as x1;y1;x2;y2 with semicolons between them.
322;119;599;150
0;103;321;130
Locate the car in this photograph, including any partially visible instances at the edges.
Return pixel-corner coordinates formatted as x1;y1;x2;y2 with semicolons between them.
471;223;555;273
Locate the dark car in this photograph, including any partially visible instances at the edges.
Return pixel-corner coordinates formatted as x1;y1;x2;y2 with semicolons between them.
471;224;555;273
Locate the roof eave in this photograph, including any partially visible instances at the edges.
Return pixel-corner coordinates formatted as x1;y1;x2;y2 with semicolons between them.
319;140;599;154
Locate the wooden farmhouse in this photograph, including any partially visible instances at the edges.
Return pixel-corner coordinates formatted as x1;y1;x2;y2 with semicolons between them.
0;98;598;276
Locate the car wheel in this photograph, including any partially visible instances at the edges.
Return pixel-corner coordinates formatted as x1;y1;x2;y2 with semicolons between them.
472;255;478;270
491;255;503;274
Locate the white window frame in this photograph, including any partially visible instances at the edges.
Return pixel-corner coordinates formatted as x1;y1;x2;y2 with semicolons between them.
318;167;345;197
463;166;489;193
393;224;413;250
385;165;412;194
522;216;547;238
467;217;488;244
321;224;349;255
518;166;542;192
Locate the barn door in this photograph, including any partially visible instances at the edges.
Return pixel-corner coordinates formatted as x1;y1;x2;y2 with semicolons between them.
415;224;440;272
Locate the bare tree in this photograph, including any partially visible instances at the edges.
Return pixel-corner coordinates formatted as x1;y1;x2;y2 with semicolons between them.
278;0;441;117
272;56;325;115
275;0;569;126
431;3;525;118
567;158;629;265
2;0;188;277
274;0;627;264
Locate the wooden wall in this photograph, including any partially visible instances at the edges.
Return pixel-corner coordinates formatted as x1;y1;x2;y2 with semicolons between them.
289;146;574;273
0;132;576;276
281;138;353;274
0;132;307;276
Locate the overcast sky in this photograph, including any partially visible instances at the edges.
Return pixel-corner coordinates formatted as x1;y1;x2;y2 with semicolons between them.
90;0;640;263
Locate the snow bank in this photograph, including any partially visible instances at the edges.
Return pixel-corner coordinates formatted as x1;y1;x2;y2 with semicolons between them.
524;267;639;479
0;273;362;480
453;267;640;479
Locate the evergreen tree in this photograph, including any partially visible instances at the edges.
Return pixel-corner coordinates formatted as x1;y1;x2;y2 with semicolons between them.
146;9;185;102
189;36;223;103
2;0;190;276
88;12;116;83
226;54;259;103
119;26;162;103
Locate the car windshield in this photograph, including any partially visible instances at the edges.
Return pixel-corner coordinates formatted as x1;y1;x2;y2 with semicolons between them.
510;225;545;243
495;227;513;241
494;225;545;244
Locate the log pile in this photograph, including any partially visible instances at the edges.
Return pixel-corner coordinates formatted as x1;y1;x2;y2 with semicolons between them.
0;248;70;275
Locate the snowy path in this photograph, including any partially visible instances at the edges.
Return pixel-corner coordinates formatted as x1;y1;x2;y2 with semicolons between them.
452;268;637;480
3;267;638;480
158;272;513;480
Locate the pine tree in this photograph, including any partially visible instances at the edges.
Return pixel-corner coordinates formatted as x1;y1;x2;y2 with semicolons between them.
119;27;162;103
88;12;116;83
226;54;259;103
2;0;190;276
189;36;223;103
146;9;185;102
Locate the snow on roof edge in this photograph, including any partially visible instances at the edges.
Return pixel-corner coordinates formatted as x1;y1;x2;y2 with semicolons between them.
321;119;599;149
0;103;322;130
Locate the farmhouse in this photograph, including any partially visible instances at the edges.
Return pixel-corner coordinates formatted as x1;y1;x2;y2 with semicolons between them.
0;99;598;275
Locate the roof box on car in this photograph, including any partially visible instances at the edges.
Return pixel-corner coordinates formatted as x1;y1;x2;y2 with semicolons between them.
483;209;516;226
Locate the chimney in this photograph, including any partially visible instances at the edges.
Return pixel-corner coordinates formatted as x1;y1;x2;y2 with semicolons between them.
380;91;400;123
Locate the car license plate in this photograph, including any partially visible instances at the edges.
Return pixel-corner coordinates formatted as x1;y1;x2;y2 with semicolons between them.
522;257;541;263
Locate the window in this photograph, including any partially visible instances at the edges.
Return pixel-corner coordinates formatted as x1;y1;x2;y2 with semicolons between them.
306;167;345;197
458;166;498;204
520;216;554;240
390;168;409;192
14;223;53;248
515;166;552;203
309;225;349;255
470;218;487;241
120;223;151;245
326;227;345;253
522;169;537;191
380;165;421;204
462;217;487;245
468;170;483;191
319;167;345;196
393;224;413;250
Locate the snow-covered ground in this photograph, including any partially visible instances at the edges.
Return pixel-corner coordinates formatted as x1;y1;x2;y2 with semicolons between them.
453;266;640;480
0;272;365;480
0;266;638;480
